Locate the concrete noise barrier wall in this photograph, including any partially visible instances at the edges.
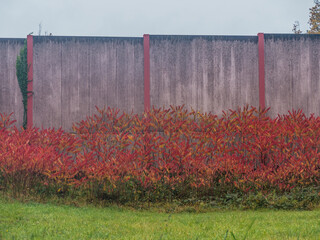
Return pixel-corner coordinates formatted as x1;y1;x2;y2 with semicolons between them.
32;36;144;130
149;35;259;114
1;34;320;130
264;34;320;117
0;38;25;127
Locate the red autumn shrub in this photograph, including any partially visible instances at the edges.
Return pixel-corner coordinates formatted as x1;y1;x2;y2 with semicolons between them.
1;106;320;202
0;116;82;196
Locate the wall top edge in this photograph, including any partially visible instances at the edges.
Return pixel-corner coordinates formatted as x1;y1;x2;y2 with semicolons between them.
33;36;143;43
3;34;319;43
149;35;258;42
0;38;25;42
264;33;320;40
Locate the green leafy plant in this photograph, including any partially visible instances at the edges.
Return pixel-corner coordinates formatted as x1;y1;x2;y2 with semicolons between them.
16;40;28;129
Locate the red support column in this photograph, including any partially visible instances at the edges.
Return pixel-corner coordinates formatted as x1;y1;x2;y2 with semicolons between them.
258;33;265;110
27;35;33;128
144;34;150;112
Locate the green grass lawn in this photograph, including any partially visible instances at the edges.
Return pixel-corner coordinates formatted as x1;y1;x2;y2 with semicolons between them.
1;198;320;239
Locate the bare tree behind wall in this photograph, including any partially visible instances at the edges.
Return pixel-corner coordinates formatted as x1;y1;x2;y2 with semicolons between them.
292;0;320;34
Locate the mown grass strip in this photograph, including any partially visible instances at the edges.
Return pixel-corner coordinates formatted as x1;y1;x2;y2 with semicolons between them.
1;198;320;239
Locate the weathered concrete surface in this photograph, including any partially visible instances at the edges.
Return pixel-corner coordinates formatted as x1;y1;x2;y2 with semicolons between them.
265;34;320;117
33;36;144;130
18;34;320;130
149;35;259;115
0;38;25;127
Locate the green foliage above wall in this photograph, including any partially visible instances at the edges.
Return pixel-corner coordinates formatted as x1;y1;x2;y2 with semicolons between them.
16;40;28;129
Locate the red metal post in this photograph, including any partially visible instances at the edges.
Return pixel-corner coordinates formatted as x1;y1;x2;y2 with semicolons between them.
27;35;33;128
258;33;265;110
144;34;150;112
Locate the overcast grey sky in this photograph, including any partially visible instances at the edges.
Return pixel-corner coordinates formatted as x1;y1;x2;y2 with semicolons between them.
0;0;315;38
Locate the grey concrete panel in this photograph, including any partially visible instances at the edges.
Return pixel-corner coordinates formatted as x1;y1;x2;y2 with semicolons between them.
7;34;320;131
265;34;320;117
61;40;90;130
33;38;62;129
33;36;144;130
149;35;259;115
0;38;25;128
